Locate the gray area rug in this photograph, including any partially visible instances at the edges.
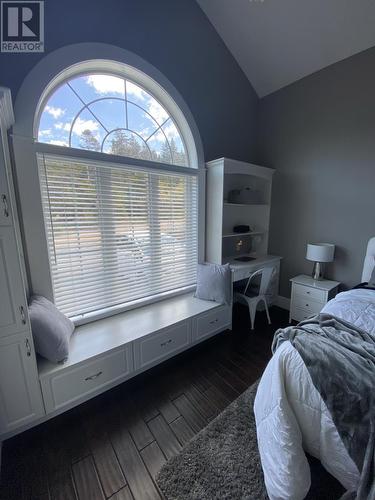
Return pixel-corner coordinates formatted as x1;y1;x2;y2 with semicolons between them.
156;381;345;500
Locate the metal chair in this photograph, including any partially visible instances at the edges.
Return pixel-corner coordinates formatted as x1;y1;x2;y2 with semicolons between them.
234;267;274;330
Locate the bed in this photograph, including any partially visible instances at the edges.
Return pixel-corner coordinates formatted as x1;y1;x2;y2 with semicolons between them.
254;237;375;500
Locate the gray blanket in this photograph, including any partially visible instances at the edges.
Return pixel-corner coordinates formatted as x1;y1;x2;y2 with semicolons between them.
272;314;375;500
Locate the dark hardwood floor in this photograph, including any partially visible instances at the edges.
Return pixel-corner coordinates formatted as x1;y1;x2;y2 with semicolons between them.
0;305;289;500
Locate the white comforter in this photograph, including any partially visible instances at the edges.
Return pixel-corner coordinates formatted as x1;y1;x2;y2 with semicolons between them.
254;289;375;500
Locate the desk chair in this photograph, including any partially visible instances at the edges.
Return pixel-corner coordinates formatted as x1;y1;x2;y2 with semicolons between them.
234;267;274;330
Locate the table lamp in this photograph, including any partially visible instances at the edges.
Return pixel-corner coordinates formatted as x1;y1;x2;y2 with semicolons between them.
306;243;335;280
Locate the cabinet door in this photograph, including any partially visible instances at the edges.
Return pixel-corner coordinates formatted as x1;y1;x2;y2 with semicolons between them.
0;136;11;226
0;226;29;337
0;332;44;436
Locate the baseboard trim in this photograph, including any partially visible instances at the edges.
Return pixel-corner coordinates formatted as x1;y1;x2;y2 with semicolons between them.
275;295;290;310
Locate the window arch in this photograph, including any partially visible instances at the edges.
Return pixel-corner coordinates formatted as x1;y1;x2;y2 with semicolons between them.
37;72;189;166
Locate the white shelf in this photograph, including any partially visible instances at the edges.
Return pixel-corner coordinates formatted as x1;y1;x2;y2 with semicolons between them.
222;231;263;238
223;202;269;207
206;158;274;264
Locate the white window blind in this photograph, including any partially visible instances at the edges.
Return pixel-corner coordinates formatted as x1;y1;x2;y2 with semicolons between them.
37;153;198;318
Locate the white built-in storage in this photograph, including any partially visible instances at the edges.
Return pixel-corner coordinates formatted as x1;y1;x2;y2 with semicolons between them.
38;296;231;415
206;158;275;264
0;88;45;438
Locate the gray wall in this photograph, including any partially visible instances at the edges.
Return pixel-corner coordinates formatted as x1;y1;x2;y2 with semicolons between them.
0;0;258;162
256;47;375;297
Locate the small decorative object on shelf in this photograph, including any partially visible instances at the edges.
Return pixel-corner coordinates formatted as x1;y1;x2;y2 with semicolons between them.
289;274;340;323
228;187;261;204
235;239;243;253
233;225;250;233
306;243;335;280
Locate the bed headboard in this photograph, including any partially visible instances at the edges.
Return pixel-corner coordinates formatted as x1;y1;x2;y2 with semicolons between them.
361;237;375;282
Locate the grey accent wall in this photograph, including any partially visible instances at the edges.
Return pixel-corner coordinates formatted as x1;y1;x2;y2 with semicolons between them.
256;47;375;297
0;0;258;162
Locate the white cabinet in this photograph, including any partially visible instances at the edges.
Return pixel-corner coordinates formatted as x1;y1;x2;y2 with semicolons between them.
40;345;133;413
289;275;340;322
134;320;191;372
0;226;29;337
0;87;45;439
192;305;231;343
0;332;44;434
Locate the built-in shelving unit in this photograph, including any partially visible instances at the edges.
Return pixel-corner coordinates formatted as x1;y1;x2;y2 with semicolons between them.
206;158;275;264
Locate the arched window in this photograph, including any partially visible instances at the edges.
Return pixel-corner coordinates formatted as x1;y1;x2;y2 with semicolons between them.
37;73;188;166
33;62;199;321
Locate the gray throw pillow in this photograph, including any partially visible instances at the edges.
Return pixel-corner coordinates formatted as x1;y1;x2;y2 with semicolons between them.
194;263;232;305
368;266;375;287
28;295;74;363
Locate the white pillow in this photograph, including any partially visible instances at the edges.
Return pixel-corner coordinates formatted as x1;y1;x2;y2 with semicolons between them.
368;266;375;287
28;295;74;363
194;263;232;305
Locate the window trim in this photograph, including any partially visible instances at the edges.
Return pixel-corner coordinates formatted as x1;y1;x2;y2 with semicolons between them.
12;44;205;316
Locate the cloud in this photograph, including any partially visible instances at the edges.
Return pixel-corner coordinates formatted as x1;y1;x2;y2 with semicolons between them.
86;75;124;95
38;129;52;137
48;139;68;146
163;121;181;141
55;122;71;132
45;105;65;119
148;120;182;145
71;117;99;135
147;98;169;125
126;81;147;101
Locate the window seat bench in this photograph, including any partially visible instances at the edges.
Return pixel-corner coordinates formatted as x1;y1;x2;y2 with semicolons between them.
37;293;232;415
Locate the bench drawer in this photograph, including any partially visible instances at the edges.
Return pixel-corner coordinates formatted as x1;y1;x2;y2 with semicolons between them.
192;306;231;342
134;321;190;371
41;346;133;413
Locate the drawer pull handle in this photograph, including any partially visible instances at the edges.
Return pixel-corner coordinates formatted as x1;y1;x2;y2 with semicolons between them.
25;338;31;357
160;339;173;347
19;305;27;324
2;194;9;217
209;319;219;325
85;371;103;381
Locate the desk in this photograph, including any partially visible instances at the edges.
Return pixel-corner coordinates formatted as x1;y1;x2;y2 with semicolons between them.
224;254;282;305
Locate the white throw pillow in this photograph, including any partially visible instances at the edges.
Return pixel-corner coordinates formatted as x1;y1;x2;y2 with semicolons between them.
194;263;232;305
368;266;375;287
28;295;74;363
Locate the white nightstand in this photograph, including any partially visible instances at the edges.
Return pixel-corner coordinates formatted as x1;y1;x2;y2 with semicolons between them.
289;274;340;323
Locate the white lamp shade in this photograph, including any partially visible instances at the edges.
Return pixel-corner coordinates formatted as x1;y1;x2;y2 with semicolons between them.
306;243;335;263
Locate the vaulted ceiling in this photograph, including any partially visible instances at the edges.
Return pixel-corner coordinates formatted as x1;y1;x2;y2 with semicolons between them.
196;0;375;97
